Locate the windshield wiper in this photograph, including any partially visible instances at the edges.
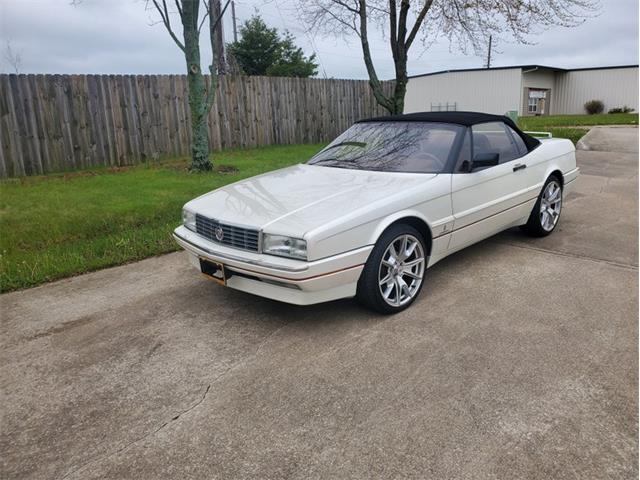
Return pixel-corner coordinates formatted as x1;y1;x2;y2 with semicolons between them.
321;141;366;152
308;157;362;169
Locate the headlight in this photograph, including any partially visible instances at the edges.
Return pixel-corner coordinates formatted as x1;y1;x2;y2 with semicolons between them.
182;208;196;232
262;234;307;260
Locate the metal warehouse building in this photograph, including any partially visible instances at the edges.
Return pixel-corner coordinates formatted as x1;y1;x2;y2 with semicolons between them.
405;65;639;116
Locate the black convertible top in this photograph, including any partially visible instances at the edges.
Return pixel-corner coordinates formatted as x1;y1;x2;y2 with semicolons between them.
357;111;541;151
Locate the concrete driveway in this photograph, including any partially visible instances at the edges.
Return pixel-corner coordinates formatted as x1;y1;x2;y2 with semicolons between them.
2;127;638;479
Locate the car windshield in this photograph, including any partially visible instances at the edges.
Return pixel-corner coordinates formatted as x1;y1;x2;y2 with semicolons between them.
308;121;462;173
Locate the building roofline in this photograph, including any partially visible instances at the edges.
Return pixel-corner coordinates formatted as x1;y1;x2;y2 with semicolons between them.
564;64;639;72
408;64;639;79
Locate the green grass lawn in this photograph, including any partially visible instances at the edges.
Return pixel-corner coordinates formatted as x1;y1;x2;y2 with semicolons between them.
0;144;324;292
518;112;638;129
516;113;638;145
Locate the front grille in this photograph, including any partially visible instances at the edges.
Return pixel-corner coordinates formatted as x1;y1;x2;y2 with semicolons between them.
195;214;260;252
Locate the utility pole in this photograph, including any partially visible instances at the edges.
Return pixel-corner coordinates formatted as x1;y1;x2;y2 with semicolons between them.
231;1;238;42
486;35;492;69
212;0;227;74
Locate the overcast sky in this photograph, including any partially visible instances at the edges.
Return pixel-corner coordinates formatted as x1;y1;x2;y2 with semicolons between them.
1;0;638;78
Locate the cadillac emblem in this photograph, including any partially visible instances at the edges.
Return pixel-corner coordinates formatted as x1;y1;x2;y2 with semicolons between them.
214;226;224;242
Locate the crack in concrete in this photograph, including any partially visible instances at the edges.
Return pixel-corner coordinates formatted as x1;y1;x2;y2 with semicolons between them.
498;241;638;271
60;383;212;479
59;319;292;479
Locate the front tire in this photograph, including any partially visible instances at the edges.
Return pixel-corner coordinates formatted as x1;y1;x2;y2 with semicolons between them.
521;175;563;237
357;224;427;314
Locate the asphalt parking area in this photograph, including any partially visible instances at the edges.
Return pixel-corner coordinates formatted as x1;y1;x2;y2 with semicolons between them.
1;127;637;479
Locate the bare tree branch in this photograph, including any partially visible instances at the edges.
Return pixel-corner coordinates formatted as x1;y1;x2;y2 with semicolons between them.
405;0;433;48
149;0;185;51
357;0;392;111
389;0;397;55
3;40;22;74
297;0;599;114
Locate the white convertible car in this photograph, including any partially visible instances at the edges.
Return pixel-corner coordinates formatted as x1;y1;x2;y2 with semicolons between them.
174;112;578;313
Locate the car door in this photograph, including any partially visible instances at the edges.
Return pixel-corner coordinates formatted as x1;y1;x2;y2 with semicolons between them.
448;121;531;252
504;123;542;194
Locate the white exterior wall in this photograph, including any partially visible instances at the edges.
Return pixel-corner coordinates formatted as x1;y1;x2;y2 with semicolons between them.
521;69;558;115
554;67;639;114
521;70;557;89
404;69;522;115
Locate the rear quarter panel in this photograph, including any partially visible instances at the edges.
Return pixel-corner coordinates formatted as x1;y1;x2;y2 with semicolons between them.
524;138;577;195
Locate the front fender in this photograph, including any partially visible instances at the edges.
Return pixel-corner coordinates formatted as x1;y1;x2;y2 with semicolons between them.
366;209;434;247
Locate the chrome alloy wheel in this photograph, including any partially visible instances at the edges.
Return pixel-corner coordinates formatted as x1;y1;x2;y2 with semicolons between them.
540;180;562;232
378;234;425;307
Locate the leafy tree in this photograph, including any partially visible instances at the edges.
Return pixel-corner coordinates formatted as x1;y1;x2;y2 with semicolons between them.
228;16;281;75
299;0;599;114
228;15;318;78
267;34;318;78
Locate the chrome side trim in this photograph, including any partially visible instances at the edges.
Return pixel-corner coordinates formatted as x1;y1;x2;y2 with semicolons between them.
434;195;537;239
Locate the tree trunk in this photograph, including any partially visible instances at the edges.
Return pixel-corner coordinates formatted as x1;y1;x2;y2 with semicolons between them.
358;0;429;115
358;0;393;113
182;0;212;172
390;54;408;115
186;67;211;171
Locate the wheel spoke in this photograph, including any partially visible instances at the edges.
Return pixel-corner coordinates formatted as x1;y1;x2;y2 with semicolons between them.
541;211;549;228
393;278;401;306
404;239;418;259
402;270;421;280
389;242;399;262
398;277;411;299
403;258;424;268
379;273;392;286
399;235;408;261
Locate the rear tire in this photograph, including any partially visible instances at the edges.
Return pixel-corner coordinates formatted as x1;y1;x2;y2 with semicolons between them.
521;175;563;237
357;224;427;314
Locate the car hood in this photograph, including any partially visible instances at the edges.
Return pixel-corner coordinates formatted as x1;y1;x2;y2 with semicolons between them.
185;164;437;237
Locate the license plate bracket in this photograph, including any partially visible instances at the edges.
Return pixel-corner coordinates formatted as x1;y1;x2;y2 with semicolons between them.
199;258;227;285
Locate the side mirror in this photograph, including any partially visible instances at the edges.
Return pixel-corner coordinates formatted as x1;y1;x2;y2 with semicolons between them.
471;152;499;170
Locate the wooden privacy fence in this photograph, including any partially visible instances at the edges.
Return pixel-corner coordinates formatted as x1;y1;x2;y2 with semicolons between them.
0;74;393;177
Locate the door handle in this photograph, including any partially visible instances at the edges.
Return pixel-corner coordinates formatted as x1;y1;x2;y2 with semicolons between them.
513;164;526;172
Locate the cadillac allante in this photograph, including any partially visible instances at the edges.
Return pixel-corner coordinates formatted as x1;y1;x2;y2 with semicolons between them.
173;112;578;313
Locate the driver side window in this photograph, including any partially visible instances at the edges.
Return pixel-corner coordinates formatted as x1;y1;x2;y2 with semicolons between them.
472;122;521;164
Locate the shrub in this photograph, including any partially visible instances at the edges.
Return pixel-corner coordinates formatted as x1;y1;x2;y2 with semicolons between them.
608;106;634;114
584;100;604;114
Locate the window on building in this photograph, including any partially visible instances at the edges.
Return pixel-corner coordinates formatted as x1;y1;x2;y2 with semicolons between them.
528;89;547;114
430;102;457;112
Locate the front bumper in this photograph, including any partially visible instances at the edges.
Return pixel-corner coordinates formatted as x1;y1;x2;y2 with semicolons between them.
173;226;372;305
